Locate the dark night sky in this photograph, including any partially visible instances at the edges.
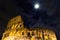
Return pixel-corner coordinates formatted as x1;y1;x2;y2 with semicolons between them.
0;0;60;40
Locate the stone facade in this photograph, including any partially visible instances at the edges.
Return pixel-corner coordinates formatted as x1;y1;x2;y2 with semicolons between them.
1;16;57;40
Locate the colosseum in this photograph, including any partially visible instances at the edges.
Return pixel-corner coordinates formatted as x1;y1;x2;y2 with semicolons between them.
1;16;57;40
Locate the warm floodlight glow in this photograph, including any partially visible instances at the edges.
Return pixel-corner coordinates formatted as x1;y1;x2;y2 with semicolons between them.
1;16;57;40
34;3;40;9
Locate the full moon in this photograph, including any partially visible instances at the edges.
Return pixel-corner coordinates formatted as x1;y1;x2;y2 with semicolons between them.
34;3;40;9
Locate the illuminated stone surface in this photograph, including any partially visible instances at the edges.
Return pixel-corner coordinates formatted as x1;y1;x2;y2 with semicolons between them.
1;16;57;40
